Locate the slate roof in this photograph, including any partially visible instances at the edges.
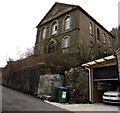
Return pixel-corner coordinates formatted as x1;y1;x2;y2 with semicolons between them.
36;2;115;39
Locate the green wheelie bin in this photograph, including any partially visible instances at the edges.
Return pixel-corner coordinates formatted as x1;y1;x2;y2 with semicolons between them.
57;86;68;103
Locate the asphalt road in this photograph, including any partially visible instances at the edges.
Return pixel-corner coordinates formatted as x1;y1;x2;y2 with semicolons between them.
1;86;119;113
2;86;72;112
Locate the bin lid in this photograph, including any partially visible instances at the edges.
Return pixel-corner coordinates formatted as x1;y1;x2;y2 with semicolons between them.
57;86;67;89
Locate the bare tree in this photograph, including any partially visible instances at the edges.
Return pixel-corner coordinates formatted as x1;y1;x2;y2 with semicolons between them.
78;41;94;64
16;47;25;60
16;47;34;60
24;47;34;57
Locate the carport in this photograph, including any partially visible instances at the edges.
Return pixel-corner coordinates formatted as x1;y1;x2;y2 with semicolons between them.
82;55;119;103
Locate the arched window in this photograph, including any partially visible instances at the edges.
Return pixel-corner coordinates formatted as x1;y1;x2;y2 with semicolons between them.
36;29;40;42
41;27;46;40
97;28;100;40
47;39;58;53
62;36;70;48
103;33;106;44
64;16;71;30
108;37;111;47
48;41;56;53
89;22;93;35
52;21;58;35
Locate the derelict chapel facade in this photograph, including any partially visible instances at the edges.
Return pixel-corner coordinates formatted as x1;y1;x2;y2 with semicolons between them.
34;2;115;59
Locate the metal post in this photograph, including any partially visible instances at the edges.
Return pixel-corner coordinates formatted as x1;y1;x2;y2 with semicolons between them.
114;48;120;85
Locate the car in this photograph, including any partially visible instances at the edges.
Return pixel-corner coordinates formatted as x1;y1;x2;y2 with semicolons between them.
102;91;120;104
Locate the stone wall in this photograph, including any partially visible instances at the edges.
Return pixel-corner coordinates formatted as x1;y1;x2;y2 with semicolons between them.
65;67;89;103
37;74;63;101
2;64;64;100
2;65;43;95
2;62;89;103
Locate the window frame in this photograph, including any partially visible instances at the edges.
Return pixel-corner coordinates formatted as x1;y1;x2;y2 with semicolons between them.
89;22;93;35
62;36;70;49
103;33;106;44
36;29;40;43
64;16;71;31
108;37;112;47
41;27;46;40
51;21;58;35
97;28;100;40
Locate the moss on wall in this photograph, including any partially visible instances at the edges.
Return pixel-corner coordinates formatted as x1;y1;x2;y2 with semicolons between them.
65;67;89;103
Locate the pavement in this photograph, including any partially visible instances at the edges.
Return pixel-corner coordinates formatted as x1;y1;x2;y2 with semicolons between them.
45;100;119;112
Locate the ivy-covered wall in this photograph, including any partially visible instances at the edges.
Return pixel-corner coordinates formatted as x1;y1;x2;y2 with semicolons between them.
65;67;89;103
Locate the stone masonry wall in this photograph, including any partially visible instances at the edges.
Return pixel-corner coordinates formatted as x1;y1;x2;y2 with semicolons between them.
2;65;44;95
2;64;64;100
2;62;89;103
65;67;89;103
37;74;63;101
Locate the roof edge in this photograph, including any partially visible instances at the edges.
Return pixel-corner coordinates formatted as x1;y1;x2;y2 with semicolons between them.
76;6;115;39
36;2;115;39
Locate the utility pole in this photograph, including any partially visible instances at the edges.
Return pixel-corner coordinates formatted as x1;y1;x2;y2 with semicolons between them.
115;48;120;86
118;25;120;48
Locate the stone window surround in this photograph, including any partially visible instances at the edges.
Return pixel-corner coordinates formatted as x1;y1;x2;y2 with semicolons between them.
47;38;58;53
103;33;106;44
38;15;72;41
64;15;71;31
108;37;112;47
89;22;93;35
36;29;41;43
51;20;59;35
41;27;47;40
62;36;70;49
97;28;100;41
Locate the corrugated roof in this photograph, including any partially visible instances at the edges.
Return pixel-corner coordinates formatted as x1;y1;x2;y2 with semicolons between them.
82;55;116;68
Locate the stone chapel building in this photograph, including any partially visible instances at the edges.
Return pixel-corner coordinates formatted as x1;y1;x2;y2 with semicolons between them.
34;2;115;60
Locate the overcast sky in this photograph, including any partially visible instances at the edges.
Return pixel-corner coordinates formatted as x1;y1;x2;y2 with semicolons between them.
0;0;119;67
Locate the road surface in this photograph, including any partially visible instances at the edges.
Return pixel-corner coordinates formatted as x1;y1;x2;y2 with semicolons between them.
1;86;119;113
2;86;72;112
